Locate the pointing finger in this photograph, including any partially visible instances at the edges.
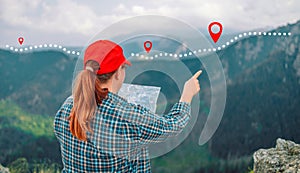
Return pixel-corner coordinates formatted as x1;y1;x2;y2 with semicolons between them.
192;70;202;79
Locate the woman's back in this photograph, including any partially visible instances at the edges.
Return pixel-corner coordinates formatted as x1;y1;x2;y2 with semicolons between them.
54;92;191;172
54;40;201;172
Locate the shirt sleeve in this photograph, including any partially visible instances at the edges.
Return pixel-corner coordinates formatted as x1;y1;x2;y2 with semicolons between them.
125;101;191;144
53;96;73;141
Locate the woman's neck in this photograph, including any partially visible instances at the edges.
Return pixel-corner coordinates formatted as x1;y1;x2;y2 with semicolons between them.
100;83;117;94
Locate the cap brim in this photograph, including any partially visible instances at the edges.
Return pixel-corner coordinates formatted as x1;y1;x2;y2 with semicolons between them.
124;60;132;66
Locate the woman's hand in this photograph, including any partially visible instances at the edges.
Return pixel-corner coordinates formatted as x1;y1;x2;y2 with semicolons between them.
180;70;202;103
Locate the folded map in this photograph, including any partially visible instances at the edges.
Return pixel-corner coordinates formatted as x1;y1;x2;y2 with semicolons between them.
118;83;161;113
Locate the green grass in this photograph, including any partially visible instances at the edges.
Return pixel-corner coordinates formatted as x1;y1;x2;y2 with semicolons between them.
150;134;253;173
0;99;54;138
150;139;215;173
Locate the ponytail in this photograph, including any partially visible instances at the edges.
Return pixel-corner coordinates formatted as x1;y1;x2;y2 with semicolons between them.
69;61;116;141
69;69;97;141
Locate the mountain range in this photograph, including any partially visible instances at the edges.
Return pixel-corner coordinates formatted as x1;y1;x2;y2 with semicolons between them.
0;20;299;172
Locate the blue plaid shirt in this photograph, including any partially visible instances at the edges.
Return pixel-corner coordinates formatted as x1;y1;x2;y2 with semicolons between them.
54;92;191;173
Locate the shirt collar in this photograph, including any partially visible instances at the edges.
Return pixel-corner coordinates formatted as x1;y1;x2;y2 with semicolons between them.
107;92;127;103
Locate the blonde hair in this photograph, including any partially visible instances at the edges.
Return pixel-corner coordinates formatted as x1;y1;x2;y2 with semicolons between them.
69;60;115;141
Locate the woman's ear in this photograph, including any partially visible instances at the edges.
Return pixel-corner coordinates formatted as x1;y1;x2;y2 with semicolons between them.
114;66;122;80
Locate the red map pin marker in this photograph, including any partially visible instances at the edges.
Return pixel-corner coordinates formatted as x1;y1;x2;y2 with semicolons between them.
144;41;152;53
18;37;24;45
208;22;223;43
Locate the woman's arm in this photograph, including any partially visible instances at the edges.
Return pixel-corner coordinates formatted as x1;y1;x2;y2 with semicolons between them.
134;70;202;144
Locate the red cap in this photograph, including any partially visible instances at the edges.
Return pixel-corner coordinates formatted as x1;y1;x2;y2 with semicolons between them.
83;40;131;74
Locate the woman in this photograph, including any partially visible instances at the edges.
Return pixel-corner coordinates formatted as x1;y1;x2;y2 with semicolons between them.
54;40;202;172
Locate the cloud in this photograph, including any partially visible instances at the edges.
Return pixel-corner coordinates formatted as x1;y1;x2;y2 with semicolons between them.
1;0;299;33
110;0;300;31
0;0;299;45
0;0;127;36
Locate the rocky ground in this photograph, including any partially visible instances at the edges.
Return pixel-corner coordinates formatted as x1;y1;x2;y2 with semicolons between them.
0;163;9;173
253;138;300;173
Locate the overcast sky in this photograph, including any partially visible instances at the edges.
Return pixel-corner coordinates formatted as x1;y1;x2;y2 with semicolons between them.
0;0;299;46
